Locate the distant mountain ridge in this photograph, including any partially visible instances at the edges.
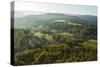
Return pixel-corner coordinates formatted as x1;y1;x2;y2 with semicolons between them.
15;13;97;28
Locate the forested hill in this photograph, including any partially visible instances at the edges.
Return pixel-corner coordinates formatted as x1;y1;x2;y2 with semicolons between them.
14;13;97;65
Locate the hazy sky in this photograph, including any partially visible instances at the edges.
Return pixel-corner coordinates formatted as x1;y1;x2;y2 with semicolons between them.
15;1;97;16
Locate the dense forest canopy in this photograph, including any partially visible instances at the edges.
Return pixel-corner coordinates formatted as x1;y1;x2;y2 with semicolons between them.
13;13;97;65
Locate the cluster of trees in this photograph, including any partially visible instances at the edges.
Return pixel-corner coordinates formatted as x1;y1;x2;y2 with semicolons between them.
14;40;97;65
14;19;97;65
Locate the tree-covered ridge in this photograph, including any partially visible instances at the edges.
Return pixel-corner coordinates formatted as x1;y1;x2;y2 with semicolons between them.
14;41;97;65
14;13;97;65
